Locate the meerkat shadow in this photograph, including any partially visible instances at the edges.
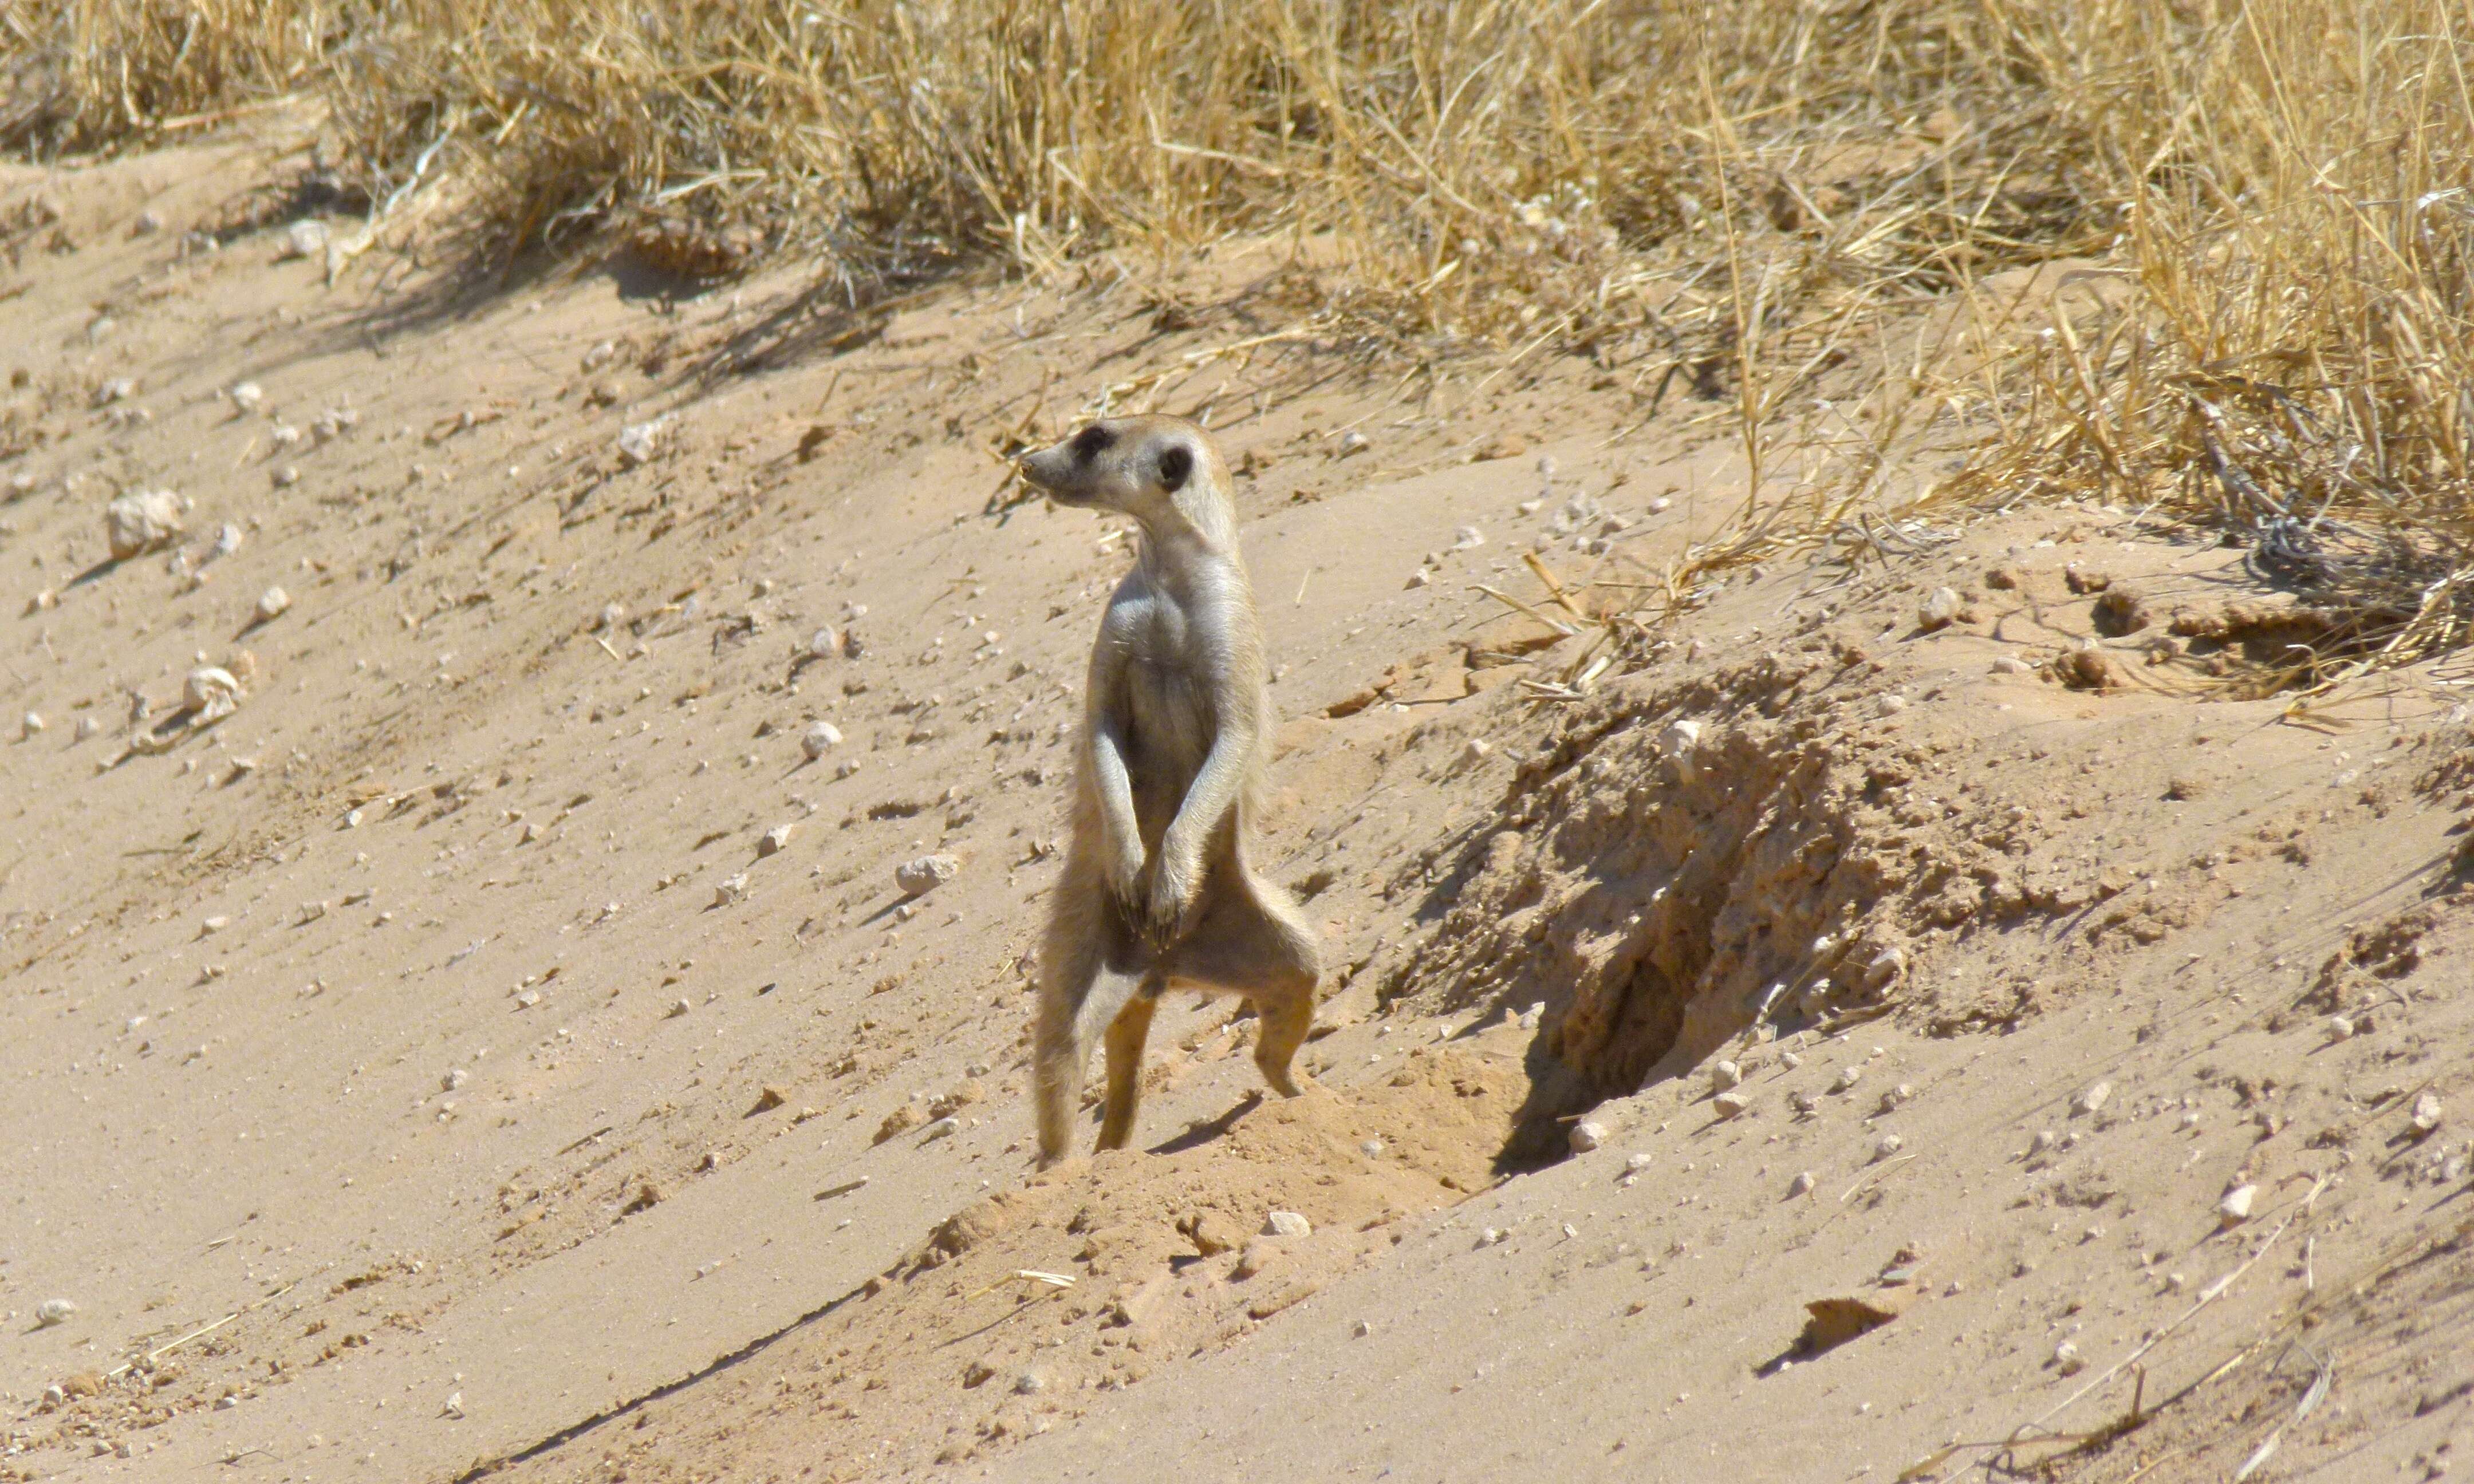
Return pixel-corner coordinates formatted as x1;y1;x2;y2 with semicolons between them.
1144;1090;1266;1157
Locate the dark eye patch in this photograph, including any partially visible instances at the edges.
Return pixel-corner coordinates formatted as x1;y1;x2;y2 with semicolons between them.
1157;444;1192;491
1070;425;1115;461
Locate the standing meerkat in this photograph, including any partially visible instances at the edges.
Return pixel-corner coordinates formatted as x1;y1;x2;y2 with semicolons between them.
1014;414;1323;1165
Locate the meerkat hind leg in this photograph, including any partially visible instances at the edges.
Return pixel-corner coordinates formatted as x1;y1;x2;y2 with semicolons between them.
1165;873;1322;1100
1035;922;1154;1164
1095;985;1161;1151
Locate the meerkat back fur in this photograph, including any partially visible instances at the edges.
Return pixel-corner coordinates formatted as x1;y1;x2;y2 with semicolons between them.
1014;415;1323;1165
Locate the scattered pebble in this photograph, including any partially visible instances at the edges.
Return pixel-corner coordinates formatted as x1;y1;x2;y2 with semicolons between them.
2218;1183;2256;1226
1710;1059;1742;1092
1569;1119;1607;1154
1360;1139;1385;1158
229;382;263;414
279;219;328;261
1451;525;1485;551
2030;1130;2058;1155
105;488;184;559
667;998;692;1019
2071;1081;2113;1117
2411;1091;2445;1139
1712;1091;1750;1120
1788;1091;1818;1115
1873;1134;1905;1162
20;711;42;737
1262;1210;1312;1238
802;720;844;759
1625;1152;1654;1175
182;666;244;721
254;586;290;623
1013;1371;1045;1396
1917;587;1960;631
1352;1319;1372;1337
440;1390;464;1420
2325;1014;2355;1041
1787;1171;1815;1197
895;854;960;897
919;1116;960;1143
1461;737;1494;766
2053;1341;2084;1376
712;872;749;907
1991;656;2034;674
617;421;664;468
34;1298;75;1328
758;823;794;857
441;1068;467;1092
1831;1065;1862;1094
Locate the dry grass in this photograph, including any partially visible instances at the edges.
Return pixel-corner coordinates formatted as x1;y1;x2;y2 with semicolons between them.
4;1;2469;677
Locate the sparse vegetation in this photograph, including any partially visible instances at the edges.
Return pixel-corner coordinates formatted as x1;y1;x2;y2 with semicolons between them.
6;0;2468;680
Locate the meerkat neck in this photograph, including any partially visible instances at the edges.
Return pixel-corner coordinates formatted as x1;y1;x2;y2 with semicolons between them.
1133;485;1238;577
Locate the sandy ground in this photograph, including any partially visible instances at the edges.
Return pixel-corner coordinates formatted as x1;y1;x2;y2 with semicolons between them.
4;133;2472;1484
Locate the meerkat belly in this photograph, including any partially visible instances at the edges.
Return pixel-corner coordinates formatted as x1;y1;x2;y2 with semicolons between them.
1121;660;1214;846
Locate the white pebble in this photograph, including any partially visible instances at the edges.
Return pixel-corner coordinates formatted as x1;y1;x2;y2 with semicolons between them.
1451;525;1485;551
20;711;41;736
441;1068;467;1092
895;854;959;897
1359;1139;1384;1158
1917;587;1960;630
2053;1341;2084;1376
1873;1134;1905;1162
229;382;264;414
254;586;290;623
2324;1015;2355;1041
1831;1065;1862;1094
758;823;794;857
1712;1091;1749;1120
802;720;844;759
34;1298;75;1328
713;872;749;907
2218;1184;2256;1225
1787;1171;1815;1197
1263;1210;1311;1238
1569;1119;1607;1154
920;1116;960;1142
2411;1091;2445;1137
2070;1081;2113;1117
1709;1059;1742;1092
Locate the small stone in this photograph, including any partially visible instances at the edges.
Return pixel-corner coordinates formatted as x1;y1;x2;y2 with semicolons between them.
2325;1014;2355;1041
2411;1091;2445;1139
1338;431;1369;455
2071;1081;2113;1117
441;1068;467;1092
801;720;843;759
667;998;692;1019
2030;1129;2058;1155
1451;525;1485;550
1404;568;1431;589
270;464;300;488
94;377;136;405
279;219;329;260
1788;1091;1818;1115
1663;719;1705;782
2053;1342;2084;1376
229;382;263;414
1712;1091;1750;1120
1710;1059;1743;1092
20;711;42;736
1360;1139;1385;1157
1878;1085;1914;1114
2218;1183;2256;1225
1917;587;1960;631
254;586;290;623
132;209;163;235
751;1085;787;1112
1625;1152;1655;1175
758;823;794;857
1569;1119;1607;1154
1832;1065;1862;1094
809;627;842;660
1991;656;2034;674
1013;1371;1045;1395
713;872;748;907
1648;496;1672;514
1780;1052;1802;1070
182;666;243;720
1473;432;1526;461
1352;1319;1372;1337
1787;1171;1815;1197
270;422;302;448
1262;1210;1312;1238
895;853;960;897
919;1116;960;1142
594;602;627;632
105;488;184;559
1461;738;1494;767
441;1390;464;1419
34;1298;76;1328
617;421;663;468
1873;1134;1905;1162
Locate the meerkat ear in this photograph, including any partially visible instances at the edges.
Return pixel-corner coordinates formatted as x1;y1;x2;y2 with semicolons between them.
1157;444;1193;491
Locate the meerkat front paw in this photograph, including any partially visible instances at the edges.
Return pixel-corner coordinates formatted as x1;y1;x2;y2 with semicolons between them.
1142;855;1200;946
1105;842;1149;923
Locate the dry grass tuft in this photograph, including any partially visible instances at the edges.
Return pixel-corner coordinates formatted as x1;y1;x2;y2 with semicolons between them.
5;1;2470;677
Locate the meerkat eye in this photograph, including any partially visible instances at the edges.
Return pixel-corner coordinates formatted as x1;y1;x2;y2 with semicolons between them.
1070;425;1114;461
1156;444;1192;491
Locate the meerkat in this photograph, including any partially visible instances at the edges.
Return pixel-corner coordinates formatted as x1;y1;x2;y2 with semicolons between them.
1014;414;1323;1165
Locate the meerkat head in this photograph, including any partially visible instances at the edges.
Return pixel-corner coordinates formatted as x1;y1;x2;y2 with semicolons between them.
1016;415;1230;535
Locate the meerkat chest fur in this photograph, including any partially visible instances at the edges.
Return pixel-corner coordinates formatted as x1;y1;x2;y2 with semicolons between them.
1099;553;1253;837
